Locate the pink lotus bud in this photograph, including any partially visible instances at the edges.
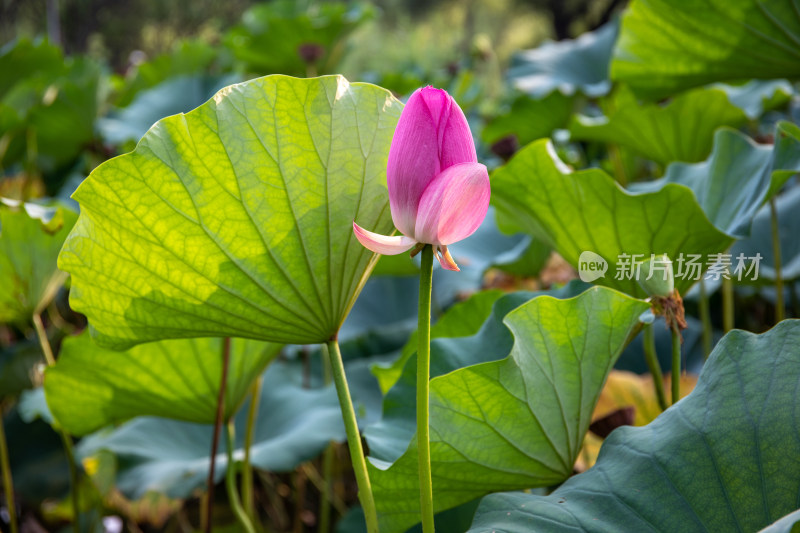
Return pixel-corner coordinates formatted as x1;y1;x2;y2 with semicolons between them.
353;86;490;271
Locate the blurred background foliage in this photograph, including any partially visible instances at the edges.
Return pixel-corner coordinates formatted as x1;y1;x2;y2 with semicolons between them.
0;0;628;214
1;0;623;73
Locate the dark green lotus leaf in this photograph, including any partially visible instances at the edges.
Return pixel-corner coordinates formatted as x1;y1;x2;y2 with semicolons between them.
468;320;800;533
0;38;63;98
491;236;551;278
509;19;618;98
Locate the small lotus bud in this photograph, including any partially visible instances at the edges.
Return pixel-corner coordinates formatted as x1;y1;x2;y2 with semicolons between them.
637;253;674;298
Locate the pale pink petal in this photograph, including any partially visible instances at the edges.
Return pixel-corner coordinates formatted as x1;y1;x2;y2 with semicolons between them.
387;87;477;236
413;162;490;246
353;222;417;255
435;245;461;271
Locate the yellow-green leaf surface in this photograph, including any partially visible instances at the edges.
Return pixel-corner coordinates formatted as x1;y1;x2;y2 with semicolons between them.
59;75;402;348
491;140;734;297
570;86;748;164
44;331;281;435
0;200;78;323
369;287;649;533
612;0;800;99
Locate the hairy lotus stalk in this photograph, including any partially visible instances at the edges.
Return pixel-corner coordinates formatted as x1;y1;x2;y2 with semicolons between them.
353;86;491;271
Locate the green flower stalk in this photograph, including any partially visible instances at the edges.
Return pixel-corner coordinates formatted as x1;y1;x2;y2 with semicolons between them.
354;86;491;532
637;255;686;406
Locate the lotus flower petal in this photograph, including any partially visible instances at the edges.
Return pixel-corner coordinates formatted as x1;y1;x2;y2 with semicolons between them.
387;87;477;236
435;245;461;272
352;222;416;255
413;162;490;246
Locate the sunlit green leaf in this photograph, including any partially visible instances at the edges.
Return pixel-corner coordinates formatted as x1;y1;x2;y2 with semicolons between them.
0;200;77;323
59;75;402;348
570;86;748;164
468;320;800;533
491;139;733;297
612;0;800;99
368;287;649;533
44;331;280;435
